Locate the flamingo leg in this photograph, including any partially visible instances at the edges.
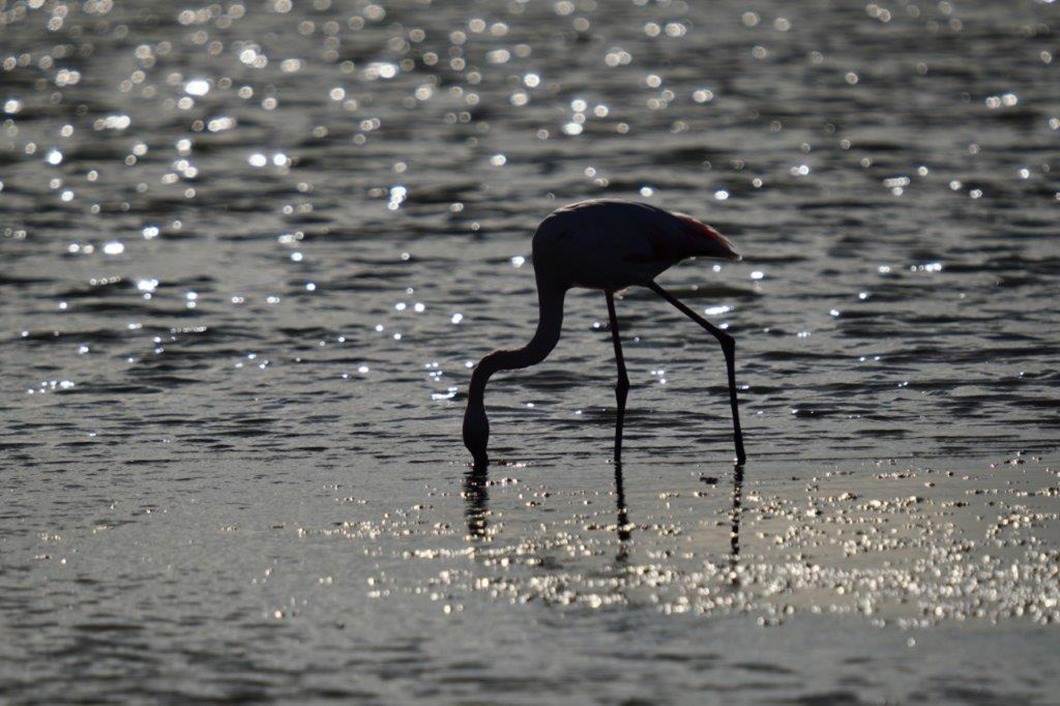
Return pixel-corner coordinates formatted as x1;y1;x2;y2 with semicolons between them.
647;281;747;465
605;290;630;463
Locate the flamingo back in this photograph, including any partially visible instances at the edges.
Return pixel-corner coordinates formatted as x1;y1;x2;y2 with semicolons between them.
532;200;739;291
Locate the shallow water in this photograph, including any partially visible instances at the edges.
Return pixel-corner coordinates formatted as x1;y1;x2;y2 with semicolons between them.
2;0;1058;703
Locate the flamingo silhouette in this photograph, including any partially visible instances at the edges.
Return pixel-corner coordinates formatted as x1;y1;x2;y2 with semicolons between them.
463;199;746;467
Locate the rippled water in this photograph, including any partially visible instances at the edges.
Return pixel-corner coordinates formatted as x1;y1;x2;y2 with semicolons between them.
2;0;1058;703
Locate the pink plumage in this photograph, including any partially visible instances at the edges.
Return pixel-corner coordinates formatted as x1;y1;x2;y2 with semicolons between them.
667;211;741;262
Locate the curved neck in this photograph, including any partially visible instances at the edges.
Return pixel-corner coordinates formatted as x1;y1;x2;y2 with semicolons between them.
470;276;566;400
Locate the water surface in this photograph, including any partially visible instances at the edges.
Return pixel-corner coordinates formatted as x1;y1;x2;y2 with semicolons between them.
2;0;1058;703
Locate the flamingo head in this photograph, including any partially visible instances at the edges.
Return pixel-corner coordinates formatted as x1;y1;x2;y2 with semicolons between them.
463;397;490;468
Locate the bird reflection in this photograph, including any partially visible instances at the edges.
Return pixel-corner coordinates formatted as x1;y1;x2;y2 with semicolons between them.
612;461;631;563
463;459;744;569
462;462;490;539
730;462;745;565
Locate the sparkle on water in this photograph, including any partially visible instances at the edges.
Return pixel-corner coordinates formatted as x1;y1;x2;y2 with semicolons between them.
1;0;1057;703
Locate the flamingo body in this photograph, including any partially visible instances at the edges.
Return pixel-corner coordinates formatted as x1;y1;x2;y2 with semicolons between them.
464;199;746;467
533;200;740;291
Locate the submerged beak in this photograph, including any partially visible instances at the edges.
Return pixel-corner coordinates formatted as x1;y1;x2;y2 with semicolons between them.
470;447;489;469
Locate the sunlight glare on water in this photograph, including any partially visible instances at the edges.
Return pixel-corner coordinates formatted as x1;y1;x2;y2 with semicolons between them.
1;0;1058;703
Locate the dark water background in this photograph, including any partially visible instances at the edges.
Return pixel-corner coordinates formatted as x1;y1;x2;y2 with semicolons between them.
2;0;1058;703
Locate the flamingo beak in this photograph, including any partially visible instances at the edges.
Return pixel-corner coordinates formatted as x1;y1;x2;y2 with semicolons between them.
709;227;741;261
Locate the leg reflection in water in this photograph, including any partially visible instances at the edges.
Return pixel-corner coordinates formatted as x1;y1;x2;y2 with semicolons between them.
463;460;744;568
730;462;745;567
613;461;631;563
462;460;634;559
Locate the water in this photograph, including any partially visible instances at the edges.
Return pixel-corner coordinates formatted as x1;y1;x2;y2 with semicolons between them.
2;0;1058;703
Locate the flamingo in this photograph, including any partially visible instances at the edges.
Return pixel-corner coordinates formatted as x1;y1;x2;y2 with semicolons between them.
463;199;747;467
